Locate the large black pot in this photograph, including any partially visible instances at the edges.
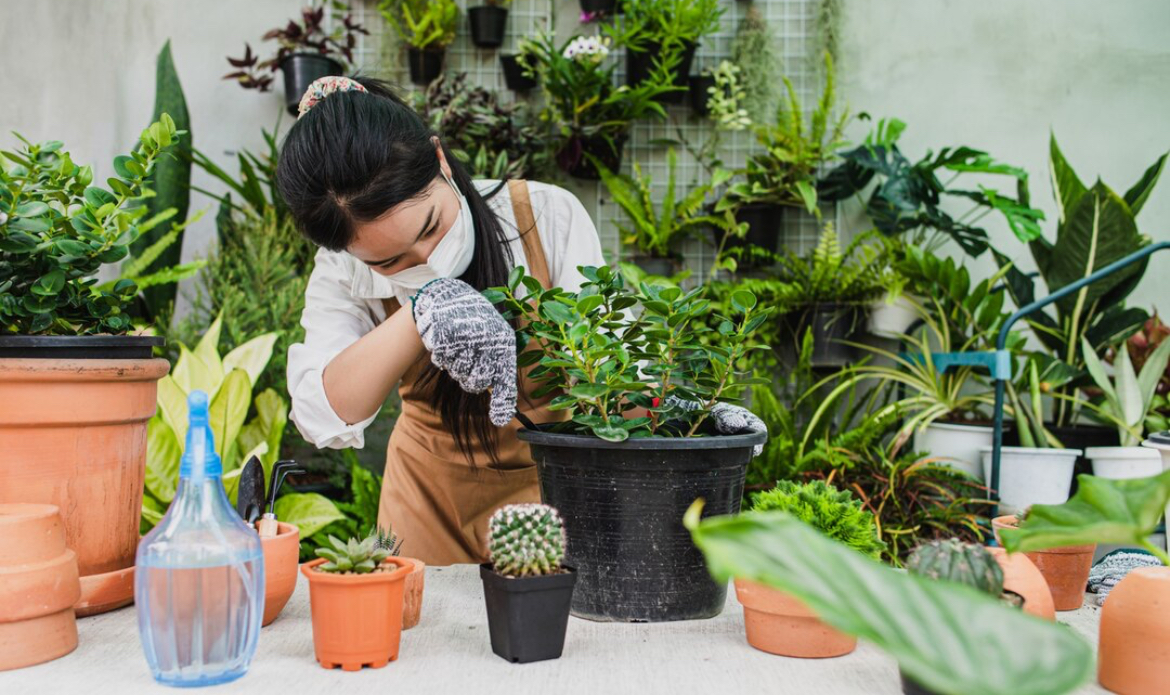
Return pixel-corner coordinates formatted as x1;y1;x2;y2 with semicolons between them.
626;41;697;104
480;564;576;663
518;429;765;622
279;53;343;115
688;74;716;115
468;6;508;49
556;133;626;180
579;0;616;13
0;335;164;359
407;47;445;85
500;54;537;91
1004;423;1118;496
712;203;783;269
783;303;865;368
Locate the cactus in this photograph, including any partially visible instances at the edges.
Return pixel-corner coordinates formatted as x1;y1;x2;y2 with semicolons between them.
314;533;391;574
906;539;1004;597
487;503;566;577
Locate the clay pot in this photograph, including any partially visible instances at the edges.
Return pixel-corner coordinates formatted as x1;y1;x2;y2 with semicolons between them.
992;515;1093;611
986;547;1055;620
301;557;413;670
0;504;81;671
260;522;300;627
1098;566;1170;695
0;356;169;616
734;579;856;658
401;557;426;630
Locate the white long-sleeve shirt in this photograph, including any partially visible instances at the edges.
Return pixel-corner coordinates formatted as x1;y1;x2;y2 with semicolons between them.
286;179;608;450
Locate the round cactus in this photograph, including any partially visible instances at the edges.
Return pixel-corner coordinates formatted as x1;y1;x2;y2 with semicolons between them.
487;503;566;577
906;539;1004;596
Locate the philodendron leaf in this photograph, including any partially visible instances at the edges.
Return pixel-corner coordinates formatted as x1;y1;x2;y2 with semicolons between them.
274;493;346;538
684;502;1093;695
1000;470;1170;564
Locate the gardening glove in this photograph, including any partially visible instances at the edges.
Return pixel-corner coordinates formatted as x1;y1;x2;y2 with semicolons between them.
411;278;517;427
1087;549;1163;606
663;395;768;457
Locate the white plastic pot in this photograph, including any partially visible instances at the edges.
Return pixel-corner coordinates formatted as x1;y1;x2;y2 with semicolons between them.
913;422;993;481
980;446;1081;515
1140;433;1170;554
867;294;919;339
1086;446;1162;480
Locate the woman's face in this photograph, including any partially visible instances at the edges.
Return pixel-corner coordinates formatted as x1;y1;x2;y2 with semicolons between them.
348;139;460;277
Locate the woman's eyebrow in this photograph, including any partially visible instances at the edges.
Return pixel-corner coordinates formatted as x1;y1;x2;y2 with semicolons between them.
363;207;436;266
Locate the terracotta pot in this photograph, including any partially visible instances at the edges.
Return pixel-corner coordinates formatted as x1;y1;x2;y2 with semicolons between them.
986;547;1055;620
992;515;1093;611
1098;566;1170;695
260;522;300;627
401;557;426;630
0;356;169;616
0;504;81;671
301;556;413;670
734;578;856;658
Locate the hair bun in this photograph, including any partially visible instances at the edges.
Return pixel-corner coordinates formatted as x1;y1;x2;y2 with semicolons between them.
297;76;368;118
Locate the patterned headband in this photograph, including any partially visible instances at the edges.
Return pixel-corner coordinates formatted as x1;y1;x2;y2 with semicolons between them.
297;76;368;118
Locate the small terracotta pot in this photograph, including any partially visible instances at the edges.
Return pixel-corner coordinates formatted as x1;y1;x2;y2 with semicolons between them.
992;515;1093;611
400;557;425;630
1098;566;1170;695
986;547;1055;620
260;522;299;627
0;504;81;671
734;578;856;658
301;556;412;671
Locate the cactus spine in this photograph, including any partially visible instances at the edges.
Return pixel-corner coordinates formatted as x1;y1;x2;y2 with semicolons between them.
488;504;566;577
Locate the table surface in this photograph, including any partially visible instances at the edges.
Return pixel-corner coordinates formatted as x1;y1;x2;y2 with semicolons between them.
2;564;1108;694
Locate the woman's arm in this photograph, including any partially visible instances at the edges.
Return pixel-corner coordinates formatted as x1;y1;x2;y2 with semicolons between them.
322;307;424;424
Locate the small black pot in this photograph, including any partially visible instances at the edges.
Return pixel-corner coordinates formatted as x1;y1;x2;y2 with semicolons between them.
556;133;626;180
0;335;164;359
480;563;577;663
279;53;344;115
500;54;537;91
688;74;716;115
579;0;616;13
630;255;677;278
407;47;445;85
784;303;865;368
626;41;697;103
714;203;783;269
468;6;508;49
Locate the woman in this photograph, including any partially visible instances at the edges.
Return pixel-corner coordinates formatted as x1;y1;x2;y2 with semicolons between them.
280;76;764;565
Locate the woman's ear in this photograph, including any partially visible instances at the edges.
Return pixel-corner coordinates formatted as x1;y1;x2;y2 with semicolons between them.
432;136;452;180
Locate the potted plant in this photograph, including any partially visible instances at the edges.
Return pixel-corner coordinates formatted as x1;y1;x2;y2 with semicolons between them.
500;36;539;92
991;510;1094;612
687;69;716;116
300;532;414;670
468;0;511;49
735;481;885;657
487;265;769;621
480;504;576;663
224;5;368;114
605;0;723;102
0;120;178;616
378;0;459;85
729;6;778;124
580;0;616;14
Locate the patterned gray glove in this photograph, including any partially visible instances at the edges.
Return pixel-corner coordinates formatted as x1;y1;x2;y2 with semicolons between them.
664;395;768;457
411;278;517;427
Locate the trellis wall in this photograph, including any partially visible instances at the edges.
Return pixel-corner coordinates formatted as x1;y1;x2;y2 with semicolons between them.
336;0;837;281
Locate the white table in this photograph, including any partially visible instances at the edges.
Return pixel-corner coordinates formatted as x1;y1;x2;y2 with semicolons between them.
2;564;1109;694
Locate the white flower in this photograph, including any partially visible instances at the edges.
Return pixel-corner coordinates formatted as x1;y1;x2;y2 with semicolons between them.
562;36;610;64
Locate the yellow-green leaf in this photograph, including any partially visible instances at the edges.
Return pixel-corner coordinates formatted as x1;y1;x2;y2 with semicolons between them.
209;369;250;465
223;333;278;388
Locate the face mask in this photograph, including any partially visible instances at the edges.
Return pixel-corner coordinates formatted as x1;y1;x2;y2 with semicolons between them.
385;169;475;299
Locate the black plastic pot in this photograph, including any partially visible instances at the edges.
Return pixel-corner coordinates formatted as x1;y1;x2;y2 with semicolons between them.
626;41;697;104
713;203;783;269
784;303;865;368
279;53;343;115
900;671;941;695
468;6;508;49
408;47;445;85
688;74;716;115
480;564;577;663
631;255;677;278
500;54;537;91
518;429;765;622
1004;423;1118;496
556;133;626;180
0;335;164;360
579;0;616;13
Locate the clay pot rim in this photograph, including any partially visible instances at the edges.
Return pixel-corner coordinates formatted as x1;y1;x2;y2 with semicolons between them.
301;556;412;585
0;503;61;526
734;578;815;618
991;516;1096;554
260;522;300;543
0;357;171;380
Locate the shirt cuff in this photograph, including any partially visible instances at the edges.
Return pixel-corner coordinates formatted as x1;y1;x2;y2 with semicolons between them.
289;367;378;450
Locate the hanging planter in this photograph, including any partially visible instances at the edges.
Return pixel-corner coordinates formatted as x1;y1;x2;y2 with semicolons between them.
688;74;716;115
468;5;509;49
867;292;920;338
500;54;537;91
579;0;616;13
278;53;344;115
407;48;446;85
783;303;865;368
626;41;697;103
556;133;627;180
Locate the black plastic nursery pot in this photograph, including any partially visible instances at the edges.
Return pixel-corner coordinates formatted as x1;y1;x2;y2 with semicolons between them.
720;203;784;268
579;0;616;14
556;133;627;180
407;47;445;85
631;255;678;278
518;429;766;622
0;335;164;359
279;53;343;115
480;563;577;663
783;303;865;368
688;74;716;115
500;54;537;91
626;41;697;103
468;6;509;49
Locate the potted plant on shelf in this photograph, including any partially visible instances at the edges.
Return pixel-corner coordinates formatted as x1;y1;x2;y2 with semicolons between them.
500;36;539;92
301;532;414;670
605;0;723;102
735;481;885;658
468;0;511;49
224;5;368;115
480;504;576;663
991;509;1094;612
487;264;769;621
0;119;179;616
378;0;459;85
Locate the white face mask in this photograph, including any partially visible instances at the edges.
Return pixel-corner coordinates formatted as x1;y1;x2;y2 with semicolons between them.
385;169;475;301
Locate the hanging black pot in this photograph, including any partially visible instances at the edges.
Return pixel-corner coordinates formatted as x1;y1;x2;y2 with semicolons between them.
712;202;784;269
784;303;865;368
407;47;445;85
688;74;716;115
579;0;616;13
468;6;509;49
279;53;344;115
626;41;696;104
556;133;627;180
500;54;537;91
480;564;577;663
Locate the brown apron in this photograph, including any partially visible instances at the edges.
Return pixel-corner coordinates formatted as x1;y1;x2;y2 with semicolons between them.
375;180;568;565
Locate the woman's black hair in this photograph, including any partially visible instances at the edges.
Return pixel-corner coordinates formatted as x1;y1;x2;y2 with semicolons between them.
276;76;516;465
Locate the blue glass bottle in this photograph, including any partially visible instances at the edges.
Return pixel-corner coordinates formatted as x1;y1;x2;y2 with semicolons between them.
135;390;265;687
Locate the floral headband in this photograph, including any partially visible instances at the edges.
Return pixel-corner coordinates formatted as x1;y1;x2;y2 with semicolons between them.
297;76;368;118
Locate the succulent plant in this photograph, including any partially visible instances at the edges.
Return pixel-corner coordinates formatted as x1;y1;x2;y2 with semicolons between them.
906;539;1004;597
487;504;566;577
314;533;391;574
373;525;403;557
751;480;886;560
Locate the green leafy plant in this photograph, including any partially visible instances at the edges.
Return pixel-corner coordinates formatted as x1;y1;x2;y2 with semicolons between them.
685;502;1093;695
225;4;368;91
286;455;383;561
729;6;778;123
605;0;723;80
774;224;885;305
487;503;566;577
906;538;1004;596
1118;313;1170;432
751;480;886;559
704;61;751;132
314;532;392;574
378;0;458;51
1080;335;1170;447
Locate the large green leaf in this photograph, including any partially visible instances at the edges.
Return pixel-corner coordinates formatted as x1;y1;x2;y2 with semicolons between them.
208;369;250;468
238;388;287;474
222;332;278;388
194;313;225;386
144;415;182;504
685;503;1093;695
156;374;189;443
274;493;346;538
1047;134;1086;223
1000;471;1170;565
1123;151;1167;216
171;345;221;399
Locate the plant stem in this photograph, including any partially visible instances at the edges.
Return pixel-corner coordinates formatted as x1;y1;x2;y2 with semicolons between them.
1138;537;1170;566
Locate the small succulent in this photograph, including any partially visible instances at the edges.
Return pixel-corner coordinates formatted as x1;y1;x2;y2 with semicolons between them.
374;525;403;557
314;533;391;574
907;539;1004;597
487;504;566;577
